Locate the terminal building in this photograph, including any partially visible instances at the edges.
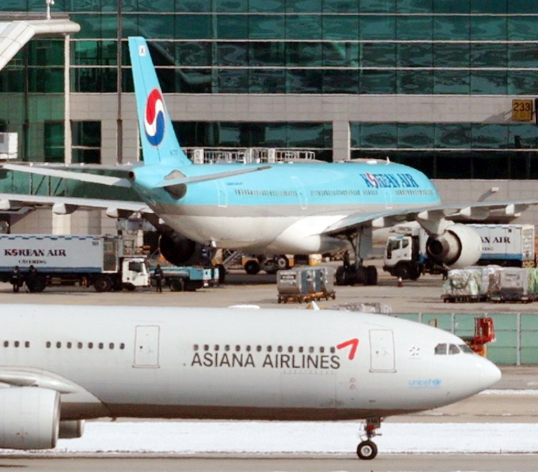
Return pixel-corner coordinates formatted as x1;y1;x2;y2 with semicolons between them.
1;0;538;233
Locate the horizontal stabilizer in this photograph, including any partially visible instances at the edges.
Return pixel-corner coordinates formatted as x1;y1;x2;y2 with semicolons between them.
155;166;271;188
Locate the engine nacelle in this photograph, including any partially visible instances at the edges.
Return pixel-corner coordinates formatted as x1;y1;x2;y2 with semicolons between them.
59;420;85;439
426;224;482;269
159;232;204;266
0;387;60;450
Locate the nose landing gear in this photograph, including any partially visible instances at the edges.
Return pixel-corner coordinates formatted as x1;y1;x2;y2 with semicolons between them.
356;418;381;460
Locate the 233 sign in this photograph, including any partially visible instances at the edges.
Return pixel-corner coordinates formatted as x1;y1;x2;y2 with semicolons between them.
512;99;533;122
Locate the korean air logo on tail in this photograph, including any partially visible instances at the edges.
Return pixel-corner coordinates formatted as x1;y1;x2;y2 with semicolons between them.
144;88;166;147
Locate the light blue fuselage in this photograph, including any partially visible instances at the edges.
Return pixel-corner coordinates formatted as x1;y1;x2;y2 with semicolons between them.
131;161;440;254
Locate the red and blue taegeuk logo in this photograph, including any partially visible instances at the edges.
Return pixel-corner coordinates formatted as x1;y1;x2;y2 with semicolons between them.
144;88;166;147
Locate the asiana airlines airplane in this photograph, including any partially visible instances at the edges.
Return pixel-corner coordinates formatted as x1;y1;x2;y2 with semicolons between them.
1;37;537;285
0;304;500;460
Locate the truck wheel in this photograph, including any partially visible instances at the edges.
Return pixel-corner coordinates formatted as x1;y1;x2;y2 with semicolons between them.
244;260;261;275
123;283;136;291
395;264;411;280
94;276;113;292
27;275;47;293
170;278;185;292
365;266;378;286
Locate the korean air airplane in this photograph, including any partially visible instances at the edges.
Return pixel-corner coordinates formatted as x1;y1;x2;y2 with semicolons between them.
0;303;501;460
2;37;537;285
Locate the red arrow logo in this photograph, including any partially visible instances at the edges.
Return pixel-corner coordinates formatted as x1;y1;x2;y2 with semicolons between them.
337;338;360;360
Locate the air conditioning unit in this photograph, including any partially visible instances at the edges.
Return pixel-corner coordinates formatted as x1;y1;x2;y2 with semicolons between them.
0;133;18;160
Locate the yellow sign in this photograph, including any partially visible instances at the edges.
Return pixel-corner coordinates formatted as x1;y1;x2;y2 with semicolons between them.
512;99;533;121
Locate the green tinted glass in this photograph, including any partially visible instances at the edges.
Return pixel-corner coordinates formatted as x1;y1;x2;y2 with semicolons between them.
470;16;507;40
361;43;396;67
286;15;322;39
397;16;432;40
433;16;470;40
434;71;470;94
286;69;323;93
434;43;470;67
322;15;358;40
435;124;471;148
360;15;395;39
249;15;285;39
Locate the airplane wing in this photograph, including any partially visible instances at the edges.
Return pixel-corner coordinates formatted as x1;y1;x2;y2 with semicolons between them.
0;193;152;216
156;165;271;188
322;200;536;237
2;164;132;187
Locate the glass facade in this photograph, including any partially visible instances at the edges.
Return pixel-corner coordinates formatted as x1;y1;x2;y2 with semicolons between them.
1;1;538;177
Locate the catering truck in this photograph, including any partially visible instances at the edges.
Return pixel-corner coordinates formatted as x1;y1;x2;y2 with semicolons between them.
0;234;150;292
383;223;536;280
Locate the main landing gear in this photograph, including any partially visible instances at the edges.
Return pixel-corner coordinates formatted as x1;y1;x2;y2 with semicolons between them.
335;226;378;286
356;418;381;460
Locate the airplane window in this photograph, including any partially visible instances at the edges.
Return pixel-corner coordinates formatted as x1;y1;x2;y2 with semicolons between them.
225;345;230;352
204;344;209;351
256;345;262;352
88;343;93;349
109;343;114;350
449;344;460;355
299;346;304;353
277;346;283;353
459;344;474;354
214;345;219;351
267;346;272;352
56;342;61;349
309;347;314;353
193;344;199;351
14;341;19;348
434;343;447;355
98;343;104;350
25;342;30;348
67;342;72;349
3;341;8;348
120;343;125;350
46;341;51;348
246;345;251;352
319;347;325;353
330;347;335;353
288;346;293;353
235;345;241;352
78;342;83;349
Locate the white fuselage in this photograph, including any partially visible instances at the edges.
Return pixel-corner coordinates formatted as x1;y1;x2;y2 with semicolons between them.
0;305;500;421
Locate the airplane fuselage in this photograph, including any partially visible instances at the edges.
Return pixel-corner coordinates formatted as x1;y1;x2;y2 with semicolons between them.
0;305;499;422
132;161;440;253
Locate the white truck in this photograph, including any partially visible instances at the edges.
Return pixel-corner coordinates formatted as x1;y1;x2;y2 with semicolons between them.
0;234;150;292
383;223;536;280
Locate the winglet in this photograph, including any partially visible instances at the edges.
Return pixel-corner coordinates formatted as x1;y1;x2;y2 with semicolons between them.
128;37;192;167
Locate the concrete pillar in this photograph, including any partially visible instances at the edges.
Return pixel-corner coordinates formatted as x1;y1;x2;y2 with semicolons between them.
332;120;350;162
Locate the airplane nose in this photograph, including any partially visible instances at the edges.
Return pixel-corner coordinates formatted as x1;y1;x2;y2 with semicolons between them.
476;357;502;390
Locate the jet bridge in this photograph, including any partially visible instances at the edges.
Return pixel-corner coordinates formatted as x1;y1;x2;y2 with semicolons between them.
0;19;80;72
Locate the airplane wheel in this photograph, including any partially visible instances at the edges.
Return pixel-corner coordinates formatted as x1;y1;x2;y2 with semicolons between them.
365;266;378;286
244;260;261;275
357;440;377;460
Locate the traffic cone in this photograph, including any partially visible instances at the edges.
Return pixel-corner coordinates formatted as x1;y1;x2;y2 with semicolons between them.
397;277;403;287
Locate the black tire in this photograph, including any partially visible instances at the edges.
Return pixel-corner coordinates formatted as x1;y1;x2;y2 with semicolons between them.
395;263;412;280
170;278;185;292
365;266;378;286
94;276;113;293
276;256;290;270
264;261;278;275
124;283;136;291
357;440;378;460
244;260;261;275
335;266;348;285
27;275;47;293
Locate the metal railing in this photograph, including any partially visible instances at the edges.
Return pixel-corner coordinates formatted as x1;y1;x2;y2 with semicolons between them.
184;148;316;165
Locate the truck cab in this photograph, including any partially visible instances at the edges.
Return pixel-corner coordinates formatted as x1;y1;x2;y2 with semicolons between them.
121;257;150;290
384;235;421;280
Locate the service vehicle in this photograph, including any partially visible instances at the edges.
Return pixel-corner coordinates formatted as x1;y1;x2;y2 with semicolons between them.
0;234;149;292
151;265;217;292
383;223;536;280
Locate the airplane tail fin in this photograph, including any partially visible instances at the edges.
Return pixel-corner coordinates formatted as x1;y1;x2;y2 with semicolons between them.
128;37;192;167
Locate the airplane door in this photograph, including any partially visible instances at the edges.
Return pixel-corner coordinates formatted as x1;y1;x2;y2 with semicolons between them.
134;325;160;368
384;189;393;210
369;329;395;373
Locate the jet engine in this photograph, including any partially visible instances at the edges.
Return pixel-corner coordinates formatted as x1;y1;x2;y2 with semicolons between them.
0;387;60;449
159;231;204;266
426;224;482;269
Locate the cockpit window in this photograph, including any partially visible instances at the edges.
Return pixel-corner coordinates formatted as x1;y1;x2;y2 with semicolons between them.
459;344;474;354
449;344;461;355
434;343;447;355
